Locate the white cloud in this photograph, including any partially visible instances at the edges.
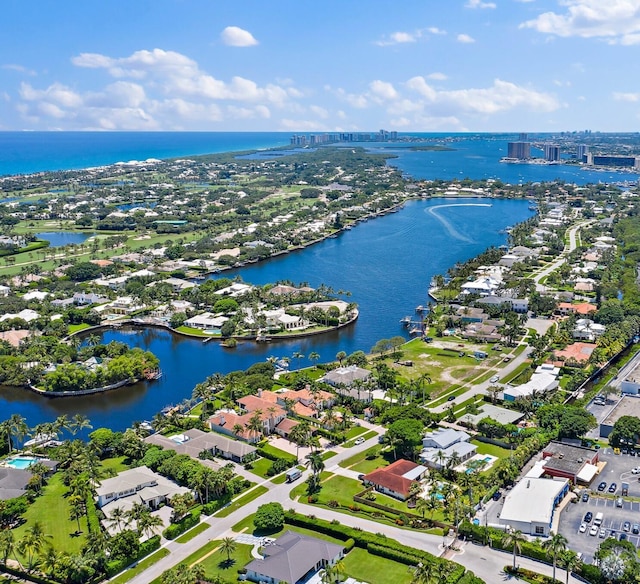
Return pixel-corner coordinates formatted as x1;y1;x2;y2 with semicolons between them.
369;80;398;100
2;64;36;76
406;77;437;101
613;92;640;102
427;72;448;81
375;30;421;46
427;27;447;35
466;0;497;9
520;0;640;44
457;33;476;43
309;105;329;118
20;82;83;108
220;26;259;47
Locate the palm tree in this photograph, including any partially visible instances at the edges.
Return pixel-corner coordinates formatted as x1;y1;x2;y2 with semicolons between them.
288;422;311;462
5;414;28;452
560;549;581;584
0;529;22;570
232;423;245;439
17;521;52;572
247;410;264;442
336;351;346;366
502;529;527;570
411;561;435;584
293;351;305;371
106;506;129;533
70;414;92;436
306;452;325;477
219;536;236;563
309;351;320;369
137;510;163;539
542;532;568;582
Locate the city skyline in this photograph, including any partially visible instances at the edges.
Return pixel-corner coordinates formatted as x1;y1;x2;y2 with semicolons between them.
1;0;639;132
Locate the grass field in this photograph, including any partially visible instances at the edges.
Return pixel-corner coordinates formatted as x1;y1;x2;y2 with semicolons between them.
197;542;254;579
100;455;130;475
12;473;87;555
248;457;273;478
470;439;513;458
175;522;210;543
343;548;413;584
110;548;171;584
215;485;268;518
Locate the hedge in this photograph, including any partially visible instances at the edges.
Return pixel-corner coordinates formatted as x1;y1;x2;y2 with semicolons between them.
106;535;161;577
163;508;202;540
256;446;297;463
343;538;355;552
285;512;471;584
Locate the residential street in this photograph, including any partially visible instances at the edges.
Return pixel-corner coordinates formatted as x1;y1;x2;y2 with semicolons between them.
122;430;583;584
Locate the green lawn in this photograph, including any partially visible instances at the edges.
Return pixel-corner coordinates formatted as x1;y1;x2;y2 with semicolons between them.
470;439;513;458
198;541;254;579
175;522;210;543
248;457;273;478
270;473;288;484
321;450;338;461
100;455;130;475
345;426;367;440
110;548;170;584
342;548;412;584
215;485;268;518
12;473;87;555
258;442;297;462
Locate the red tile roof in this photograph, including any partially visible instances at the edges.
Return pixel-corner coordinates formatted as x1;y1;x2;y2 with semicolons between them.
363;459;421;498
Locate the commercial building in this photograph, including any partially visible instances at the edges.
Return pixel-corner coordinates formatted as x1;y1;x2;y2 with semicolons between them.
499;478;569;536
507;141;531;160
600;395;640;438
540;442;599;484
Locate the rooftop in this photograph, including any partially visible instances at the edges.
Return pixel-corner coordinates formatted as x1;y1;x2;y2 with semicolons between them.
500;478;568;526
602;395;640;427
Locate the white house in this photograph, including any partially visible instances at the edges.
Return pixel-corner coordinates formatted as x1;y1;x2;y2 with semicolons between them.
461;277;500;297
0;309;40;323
573;319;606;342
184;312;229;330
0;285;9;297
96;466;190;509
503;364;560;401
420;428;477;469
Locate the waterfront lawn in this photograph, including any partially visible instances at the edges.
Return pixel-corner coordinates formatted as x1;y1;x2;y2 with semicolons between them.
342;548;412;584
12;473;87;555
68;323;91;334
100;455;130;475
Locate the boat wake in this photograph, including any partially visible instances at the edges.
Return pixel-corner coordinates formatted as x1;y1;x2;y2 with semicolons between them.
425;203;492;243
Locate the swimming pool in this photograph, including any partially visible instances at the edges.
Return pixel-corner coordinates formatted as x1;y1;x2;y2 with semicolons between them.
4;456;39;470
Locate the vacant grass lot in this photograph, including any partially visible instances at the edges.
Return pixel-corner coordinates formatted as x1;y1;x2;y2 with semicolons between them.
470;439;513;458
197;542;253;580
12;473;87;555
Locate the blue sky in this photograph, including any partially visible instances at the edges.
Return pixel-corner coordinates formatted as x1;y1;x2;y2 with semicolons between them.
1;0;639;132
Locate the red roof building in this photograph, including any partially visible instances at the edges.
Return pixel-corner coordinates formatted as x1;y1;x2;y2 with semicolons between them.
362;459;427;501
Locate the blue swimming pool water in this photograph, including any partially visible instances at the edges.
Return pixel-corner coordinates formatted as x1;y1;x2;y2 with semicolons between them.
5;456;39;469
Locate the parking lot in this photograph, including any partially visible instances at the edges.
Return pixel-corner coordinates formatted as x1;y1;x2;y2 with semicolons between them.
559;496;640;565
558;447;640;564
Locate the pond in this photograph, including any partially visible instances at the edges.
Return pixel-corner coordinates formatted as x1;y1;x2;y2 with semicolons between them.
36;232;95;247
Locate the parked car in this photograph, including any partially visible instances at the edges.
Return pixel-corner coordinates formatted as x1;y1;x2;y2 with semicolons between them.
633;524;640;535
354;437;365;445
490;375;499;383
589;525;599;536
492;491;502;501
582;491;590;502
608;482;617;493
623;521;631;532
447;395;456;401
597;481;607;492
579;523;587;533
584;511;593;523
631;467;640;474
599;528;607;538
620;533;628;541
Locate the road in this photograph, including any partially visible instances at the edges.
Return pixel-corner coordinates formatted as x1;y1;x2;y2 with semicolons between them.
532;219;594;293
123;429;584;584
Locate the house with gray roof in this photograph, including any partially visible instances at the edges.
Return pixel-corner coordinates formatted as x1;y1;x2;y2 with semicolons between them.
321;365;371;387
0;468;32;500
245;531;344;584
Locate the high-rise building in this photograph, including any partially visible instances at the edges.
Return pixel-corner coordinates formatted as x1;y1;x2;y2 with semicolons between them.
544;145;560;162
507;141;531;160
576;144;589;161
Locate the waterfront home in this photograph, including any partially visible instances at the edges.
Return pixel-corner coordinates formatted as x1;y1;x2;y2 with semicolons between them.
72;291;108;306
278;386;335;414
157;277;197;292
100;296;145;316
245;531;344;584
183;312;228;330
215;282;253;297
262;308;307;331
460;276;500;297
0;468;33;501
477;294;529;314
208;395;286;443
144;428;256;464
320;365;371;387
362;459;428;500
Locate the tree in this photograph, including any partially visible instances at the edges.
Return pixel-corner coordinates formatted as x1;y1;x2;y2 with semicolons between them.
336;351;347;366
609;415;640;448
560;550;581;584
410;561;435;584
219;536;236;563
254;502;284;532
309;351;321;369
501;529;527;570
70;414;93;436
17;521;52;572
387;418;423;460
106;506;129;533
542;532;567;582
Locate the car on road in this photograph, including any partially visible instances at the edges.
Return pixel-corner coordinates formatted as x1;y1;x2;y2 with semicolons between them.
623;521;631;532
490;375;499;383
582;491;590;502
599;528;606;538
584;511;593;523
503;356;511;362
597;481;607;492
590;525;599;536
608;482;617;493
579;523;587;533
354;437;365;445
492;491;502;501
